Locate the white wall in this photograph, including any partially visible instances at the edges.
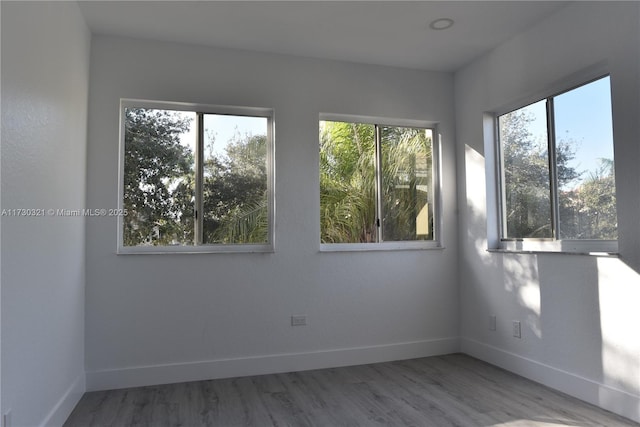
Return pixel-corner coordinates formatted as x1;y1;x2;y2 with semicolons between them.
1;2;90;426
2;2;637;424
84;36;459;390
455;2;640;423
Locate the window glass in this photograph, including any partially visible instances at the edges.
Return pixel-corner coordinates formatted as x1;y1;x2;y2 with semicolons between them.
553;77;617;239
499;100;552;238
123;108;196;246
319;121;376;243
380;126;433;241
497;76;616;242
319;120;435;245
202;115;269;244
121;103;272;251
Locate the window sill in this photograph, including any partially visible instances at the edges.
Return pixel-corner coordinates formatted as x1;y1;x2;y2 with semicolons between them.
117;244;274;255
320;242;444;252
487;248;618;257
487;239;618;257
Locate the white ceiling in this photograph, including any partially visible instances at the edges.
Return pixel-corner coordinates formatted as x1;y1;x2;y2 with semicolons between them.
78;1;568;72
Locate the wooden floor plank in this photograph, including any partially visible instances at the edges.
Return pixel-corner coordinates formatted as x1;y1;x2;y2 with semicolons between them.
64;354;639;427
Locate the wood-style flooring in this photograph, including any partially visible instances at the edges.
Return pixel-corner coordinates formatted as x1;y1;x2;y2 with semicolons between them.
64;353;638;426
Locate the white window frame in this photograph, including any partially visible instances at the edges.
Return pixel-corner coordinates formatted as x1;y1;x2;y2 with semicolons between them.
117;99;275;254
319;113;443;252
488;69;618;255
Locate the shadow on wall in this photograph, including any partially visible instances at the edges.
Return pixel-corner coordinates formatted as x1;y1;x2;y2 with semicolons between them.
537;255;640;420
537;255;603;384
503;254;542;341
596;256;640;414
464;144;495;268
462;144;640;422
461;144;499;341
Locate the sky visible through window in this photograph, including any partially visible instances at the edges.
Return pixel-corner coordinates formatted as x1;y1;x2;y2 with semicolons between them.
554;77;613;185
204;114;267;159
177;112;267;159
521;77;614;190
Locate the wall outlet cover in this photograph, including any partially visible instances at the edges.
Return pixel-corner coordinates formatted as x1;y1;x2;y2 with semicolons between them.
513;320;521;338
489;315;497;331
291;315;307;326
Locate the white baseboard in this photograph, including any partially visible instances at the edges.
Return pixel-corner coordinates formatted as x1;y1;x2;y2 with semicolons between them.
86;337;459;392
461;337;640;424
39;373;85;427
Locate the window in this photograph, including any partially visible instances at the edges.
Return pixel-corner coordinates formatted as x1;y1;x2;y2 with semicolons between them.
118;100;274;253
319;118;439;248
497;76;617;251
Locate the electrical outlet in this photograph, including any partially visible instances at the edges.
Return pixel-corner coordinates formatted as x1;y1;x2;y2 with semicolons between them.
291;315;307;326
513;321;521;338
3;409;11;427
489;315;496;331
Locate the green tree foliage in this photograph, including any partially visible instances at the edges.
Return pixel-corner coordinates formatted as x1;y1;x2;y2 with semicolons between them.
320;122;377;243
500;109;616;240
123;109;268;246
203;133;268;244
560;159;617;239
500;109;553;238
123;108;194;246
319;121;432;243
380;126;432;241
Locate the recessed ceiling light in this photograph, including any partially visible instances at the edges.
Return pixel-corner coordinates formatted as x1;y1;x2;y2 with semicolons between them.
429;18;454;30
